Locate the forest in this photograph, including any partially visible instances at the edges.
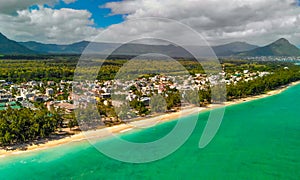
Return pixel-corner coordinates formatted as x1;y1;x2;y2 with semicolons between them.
0;107;62;146
227;68;300;100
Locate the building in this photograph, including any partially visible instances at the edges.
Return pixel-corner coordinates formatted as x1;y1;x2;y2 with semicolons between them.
0;93;12;99
46;88;54;96
100;93;111;99
0;91;12;103
20;89;35;100
54;102;77;113
140;97;150;106
16;96;24;102
47;81;55;86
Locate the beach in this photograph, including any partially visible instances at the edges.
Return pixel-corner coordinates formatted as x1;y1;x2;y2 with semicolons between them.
1;80;300;157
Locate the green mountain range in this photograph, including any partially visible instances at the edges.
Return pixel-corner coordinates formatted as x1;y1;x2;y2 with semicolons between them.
239;38;300;56
212;41;258;56
19;40;259;57
0;33;35;55
0;32;299;57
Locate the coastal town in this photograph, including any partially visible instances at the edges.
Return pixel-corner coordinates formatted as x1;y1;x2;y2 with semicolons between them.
1;0;300;178
0;68;273;128
240;56;300;62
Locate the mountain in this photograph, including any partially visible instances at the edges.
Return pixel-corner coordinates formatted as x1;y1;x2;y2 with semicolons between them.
239;38;300;56
0;33;35;55
19;40;259;57
20;41;193;57
19;41;89;54
212;42;258;56
1;32;297;57
19;41;124;54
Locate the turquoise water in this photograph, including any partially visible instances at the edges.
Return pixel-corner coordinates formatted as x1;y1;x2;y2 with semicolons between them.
1;85;300;179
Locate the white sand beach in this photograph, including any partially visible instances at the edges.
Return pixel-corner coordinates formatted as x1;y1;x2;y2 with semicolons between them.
1;80;300;157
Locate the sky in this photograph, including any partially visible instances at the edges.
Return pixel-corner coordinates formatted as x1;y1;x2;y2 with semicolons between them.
0;0;299;46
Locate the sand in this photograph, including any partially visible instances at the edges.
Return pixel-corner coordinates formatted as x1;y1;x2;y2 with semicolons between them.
1;81;300;157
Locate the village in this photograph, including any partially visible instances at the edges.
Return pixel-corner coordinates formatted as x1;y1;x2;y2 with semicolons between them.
0;68;272;125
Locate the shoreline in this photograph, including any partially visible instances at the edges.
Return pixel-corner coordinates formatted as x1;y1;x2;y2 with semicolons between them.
1;80;300;157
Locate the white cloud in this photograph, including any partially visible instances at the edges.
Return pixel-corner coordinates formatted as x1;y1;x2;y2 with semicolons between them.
0;0;58;14
0;0;299;45
102;0;300;45
63;0;77;4
0;7;102;44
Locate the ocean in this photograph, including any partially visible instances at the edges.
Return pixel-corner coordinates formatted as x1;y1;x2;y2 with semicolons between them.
0;84;300;179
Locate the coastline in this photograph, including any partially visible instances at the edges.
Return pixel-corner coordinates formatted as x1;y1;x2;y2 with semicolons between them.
1;80;300;157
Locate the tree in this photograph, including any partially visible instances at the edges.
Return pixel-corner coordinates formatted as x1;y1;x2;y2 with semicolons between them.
150;94;167;113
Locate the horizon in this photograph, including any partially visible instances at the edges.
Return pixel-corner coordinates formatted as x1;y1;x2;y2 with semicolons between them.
0;0;299;46
0;31;298;48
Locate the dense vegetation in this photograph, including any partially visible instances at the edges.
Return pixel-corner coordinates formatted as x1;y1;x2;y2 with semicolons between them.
0;59;76;82
227;67;300;100
0;57;207;82
0;107;62;146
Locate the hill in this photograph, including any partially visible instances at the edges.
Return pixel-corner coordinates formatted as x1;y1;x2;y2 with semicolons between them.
19;41;89;54
213;41;258;56
239;38;300;56
19;40;259;57
0;33;35;55
1;32;298;57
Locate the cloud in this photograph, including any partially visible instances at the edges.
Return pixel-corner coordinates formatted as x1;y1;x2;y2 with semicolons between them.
102;0;300;45
0;0;58;14
1;0;299;45
0;7;102;44
63;0;77;4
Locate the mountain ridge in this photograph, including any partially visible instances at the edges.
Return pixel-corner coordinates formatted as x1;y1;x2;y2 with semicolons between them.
0;33;35;55
212;41;258;56
19;40;260;57
0;32;299;57
239;38;300;56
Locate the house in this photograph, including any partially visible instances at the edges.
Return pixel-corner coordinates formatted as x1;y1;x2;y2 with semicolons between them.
0;98;9;103
0;93;12;99
47;81;55;86
21;90;35;99
16;96;24;102
54;102;77;113
46;88;54;96
28;81;37;86
0;91;12;103
100;93;111;99
140;97;150;106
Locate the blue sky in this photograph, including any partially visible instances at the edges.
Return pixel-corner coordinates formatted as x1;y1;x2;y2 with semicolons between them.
50;0;124;28
0;0;299;45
